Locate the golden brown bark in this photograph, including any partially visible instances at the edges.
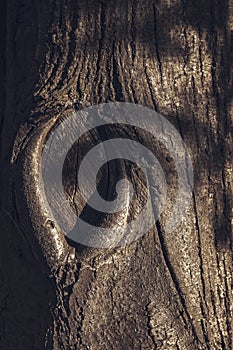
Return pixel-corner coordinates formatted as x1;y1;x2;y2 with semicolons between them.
0;1;232;349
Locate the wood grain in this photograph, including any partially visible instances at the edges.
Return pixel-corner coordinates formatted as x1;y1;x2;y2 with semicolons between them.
0;0;232;349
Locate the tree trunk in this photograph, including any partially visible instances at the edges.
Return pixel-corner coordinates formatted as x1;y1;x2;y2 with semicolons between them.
0;0;232;349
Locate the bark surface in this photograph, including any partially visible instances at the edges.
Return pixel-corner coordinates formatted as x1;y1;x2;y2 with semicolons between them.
0;1;232;349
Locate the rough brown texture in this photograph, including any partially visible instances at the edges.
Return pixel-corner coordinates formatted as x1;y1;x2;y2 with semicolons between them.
0;0;232;349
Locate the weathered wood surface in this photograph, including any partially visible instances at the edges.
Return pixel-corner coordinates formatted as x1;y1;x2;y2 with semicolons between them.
0;1;232;349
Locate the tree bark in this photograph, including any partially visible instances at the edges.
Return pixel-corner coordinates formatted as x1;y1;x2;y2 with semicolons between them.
0;0;232;349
